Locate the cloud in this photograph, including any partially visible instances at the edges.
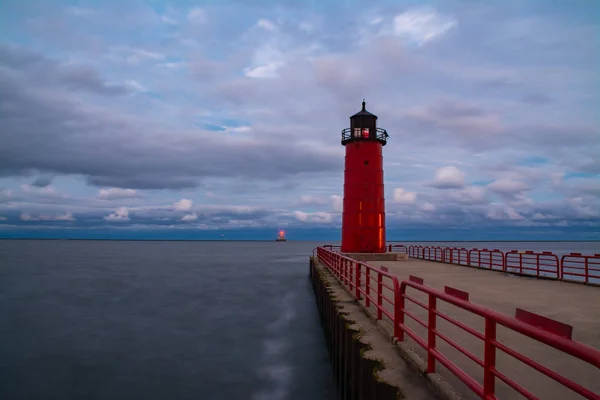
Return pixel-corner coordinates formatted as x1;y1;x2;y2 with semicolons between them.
294;211;333;223
0;44;131;96
173;199;193;211
0;2;598;237
104;207;130;222
331;195;343;212
487;179;529;196
20;212;75;221
419;202;436;211
428;166;466;189
19;184;65;198
32;176;53;187
448;186;488;205
487;205;525;221
256;19;279;32
97;188;138;200
180;213;198;221
0;70;340;189
393;188;417;204
392;7;457;45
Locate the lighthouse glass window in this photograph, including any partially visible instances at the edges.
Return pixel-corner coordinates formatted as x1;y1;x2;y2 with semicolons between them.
362;128;370;138
353;128;361;138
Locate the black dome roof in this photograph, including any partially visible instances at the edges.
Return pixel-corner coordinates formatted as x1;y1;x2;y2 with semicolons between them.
351;100;377;118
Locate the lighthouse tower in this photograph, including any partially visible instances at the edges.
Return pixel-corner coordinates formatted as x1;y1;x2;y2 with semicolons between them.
340;100;389;253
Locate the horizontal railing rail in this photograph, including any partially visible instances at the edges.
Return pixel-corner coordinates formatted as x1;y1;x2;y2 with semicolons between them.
404;244;598;285
561;253;600;284
505;250;560;279
318;244;599;284
315;246;600;400
469;248;505;271
387;244;408;254
443;247;470;265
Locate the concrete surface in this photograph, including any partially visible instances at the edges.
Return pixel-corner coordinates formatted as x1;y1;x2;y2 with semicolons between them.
313;261;447;400
363;258;600;400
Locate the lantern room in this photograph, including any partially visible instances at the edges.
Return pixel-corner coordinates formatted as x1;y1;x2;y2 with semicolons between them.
341;100;388;146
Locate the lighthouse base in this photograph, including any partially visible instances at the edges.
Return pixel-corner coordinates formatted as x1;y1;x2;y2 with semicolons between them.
341;252;408;262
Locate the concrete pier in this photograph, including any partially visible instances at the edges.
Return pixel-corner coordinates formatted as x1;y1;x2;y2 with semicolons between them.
310;258;444;399
366;258;600;400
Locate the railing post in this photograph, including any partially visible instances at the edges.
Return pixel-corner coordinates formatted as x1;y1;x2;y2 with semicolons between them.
394;281;403;341
483;317;497;398
349;260;353;289
345;259;349;287
428;293;437;373
520;252;523;274
585;258;589;284
355;262;360;299
536;253;540;277
377;274;383;320
365;269;371;307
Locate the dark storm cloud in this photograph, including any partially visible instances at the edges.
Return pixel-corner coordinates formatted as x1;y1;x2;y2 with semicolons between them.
0;71;339;189
0;44;130;95
32;175;53;187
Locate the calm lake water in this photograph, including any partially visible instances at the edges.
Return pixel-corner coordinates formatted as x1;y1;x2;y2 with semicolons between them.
0;240;336;400
1;240;598;399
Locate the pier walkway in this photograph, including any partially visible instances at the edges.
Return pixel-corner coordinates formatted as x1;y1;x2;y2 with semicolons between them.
316;248;600;400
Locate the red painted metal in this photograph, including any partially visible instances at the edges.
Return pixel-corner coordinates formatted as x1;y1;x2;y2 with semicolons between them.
505;250;559;279
399;279;600;400
468;248;505;271
445;286;469;301
515;308;573;340
432;246;443;262
443;247;470;265
424;246;431;259
388;244;408;254
408;245;422;258
340;103;387;254
316;246;398;327
560;253;600;284
316;246;600;400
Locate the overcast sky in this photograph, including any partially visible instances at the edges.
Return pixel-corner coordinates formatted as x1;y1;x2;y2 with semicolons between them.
0;0;598;240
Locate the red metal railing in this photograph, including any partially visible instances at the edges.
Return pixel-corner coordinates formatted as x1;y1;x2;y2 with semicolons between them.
505;250;560;279
409;245;423;258
469;248;505;271
315;246;600;400
320;244;599;284
443;247;470;265
432;246;444;262
388;244;408;254
323;244;341;252
423;246;433;260
399;278;600;400
423;246;444;261
561;253;600;284
316;247;398;325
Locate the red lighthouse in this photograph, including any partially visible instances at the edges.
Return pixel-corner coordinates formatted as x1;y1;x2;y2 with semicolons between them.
340;100;389;253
